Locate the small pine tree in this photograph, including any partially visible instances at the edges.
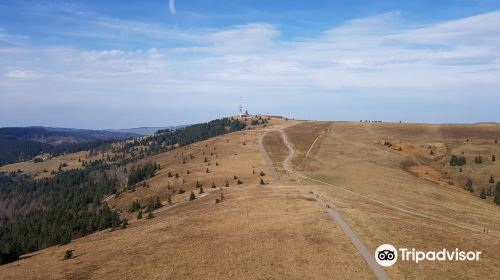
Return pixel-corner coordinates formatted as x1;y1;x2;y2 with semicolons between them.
465;179;473;193
212;182;217;188
155;196;162;209
494;182;500;205
260;171;266;176
459;167;463;172
480;189;487;199
206;168;210;173
189;191;196;201
137;210;143;219
489;175;495;184
64;250;73;260
196;181;203;188
260;178;265;185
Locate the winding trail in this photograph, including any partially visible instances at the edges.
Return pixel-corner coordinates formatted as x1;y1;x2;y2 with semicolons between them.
277;128;391;280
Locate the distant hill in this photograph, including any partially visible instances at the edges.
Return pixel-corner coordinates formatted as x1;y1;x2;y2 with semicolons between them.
0;127;139;166
105;125;187;136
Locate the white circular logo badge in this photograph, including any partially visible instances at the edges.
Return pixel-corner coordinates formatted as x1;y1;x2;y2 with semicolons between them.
375;244;398;267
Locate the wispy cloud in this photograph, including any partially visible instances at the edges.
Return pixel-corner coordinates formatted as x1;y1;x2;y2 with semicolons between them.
169;0;176;15
1;9;500;126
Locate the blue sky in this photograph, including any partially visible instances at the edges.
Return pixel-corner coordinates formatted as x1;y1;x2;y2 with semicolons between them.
1;0;500;128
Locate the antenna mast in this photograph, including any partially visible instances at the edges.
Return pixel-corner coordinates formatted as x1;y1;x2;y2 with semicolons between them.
239;96;243;118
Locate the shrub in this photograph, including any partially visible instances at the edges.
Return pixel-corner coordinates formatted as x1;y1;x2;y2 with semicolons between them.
196;181;203;188
199;186;204;194
465;179;474;193
495;182;500;205
489;175;495;184
211;182;217;188
474;155;483;164
480;189;487;199
146;211;154;219
137;210;143;219
237;179;243;185
64;250;73;260
189;191;196;201
260;171;266;176
178;189;185;194
260;178;265;185
121;219;128;229
450;155;466;166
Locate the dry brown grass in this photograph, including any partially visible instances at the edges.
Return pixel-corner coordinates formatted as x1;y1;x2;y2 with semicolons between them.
283;121;500;279
0;185;374;280
0;151;111;179
3;119;500;279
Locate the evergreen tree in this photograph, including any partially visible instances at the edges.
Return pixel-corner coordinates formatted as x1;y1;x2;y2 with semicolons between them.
474;155;483;164
155;196;162;209
450;155;466;166
167;194;172;205
260;171;266;176
64;250;73;260
493;155;496;162
137;210;143;220
237;179;243;185
196;181;203;188
199;186;204;194
465;179;474;193
212;182;217;188
495;182;500;205
225;180;229;188
260;178;265;185
480;189;487;199
189;191;196;201
489;175;495;184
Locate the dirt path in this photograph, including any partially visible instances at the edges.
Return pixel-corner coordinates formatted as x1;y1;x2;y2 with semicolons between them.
277;128;391;280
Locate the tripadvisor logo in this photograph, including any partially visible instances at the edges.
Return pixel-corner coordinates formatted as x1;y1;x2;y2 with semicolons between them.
375;244;482;267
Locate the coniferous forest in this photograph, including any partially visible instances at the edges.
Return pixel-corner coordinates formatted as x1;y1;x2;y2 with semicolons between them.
0;118;245;265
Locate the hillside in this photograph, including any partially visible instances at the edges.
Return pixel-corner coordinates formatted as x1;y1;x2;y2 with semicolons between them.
1;118;500;279
0;127;138;166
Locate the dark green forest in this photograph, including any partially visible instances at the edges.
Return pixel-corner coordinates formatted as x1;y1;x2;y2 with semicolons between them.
0;118;246;265
0;127;134;166
0;165;121;264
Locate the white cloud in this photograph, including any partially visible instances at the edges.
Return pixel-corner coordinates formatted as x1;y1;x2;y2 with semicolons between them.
1;10;499;126
6;69;44;80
